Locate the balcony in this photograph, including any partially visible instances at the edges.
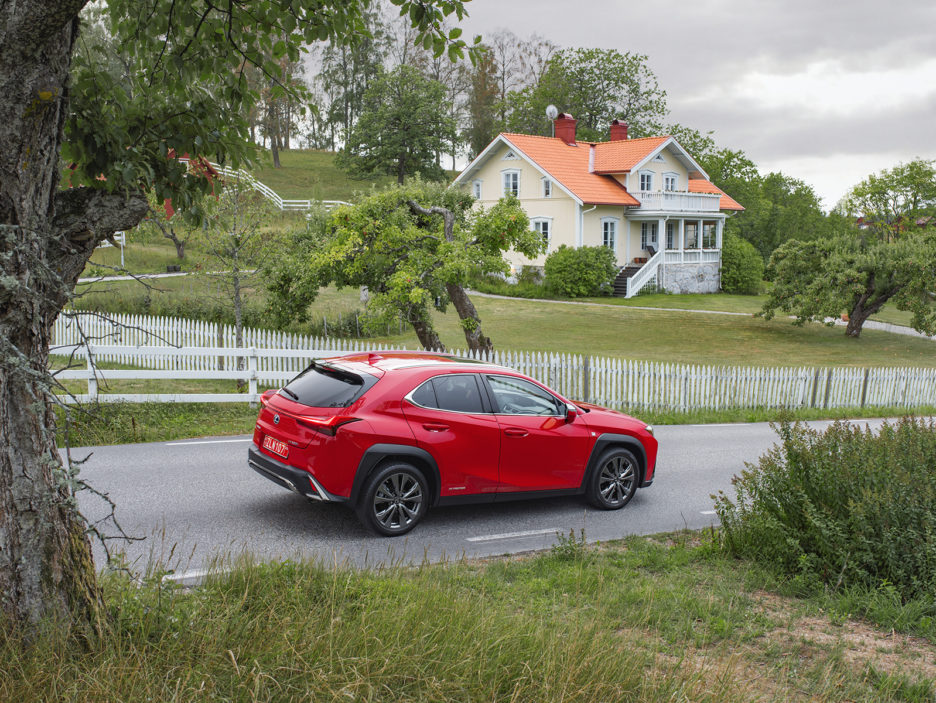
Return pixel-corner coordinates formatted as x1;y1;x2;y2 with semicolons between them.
632;191;721;213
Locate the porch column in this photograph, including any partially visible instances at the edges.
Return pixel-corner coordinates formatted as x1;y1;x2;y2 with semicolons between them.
716;218;724;249
678;219;685;262
624;219;630;264
657;217;664;253
697;219;703;248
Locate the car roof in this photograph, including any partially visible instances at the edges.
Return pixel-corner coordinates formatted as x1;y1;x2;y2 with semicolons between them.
322;351;509;375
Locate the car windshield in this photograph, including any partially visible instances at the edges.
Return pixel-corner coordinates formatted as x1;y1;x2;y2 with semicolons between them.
282;363;374;408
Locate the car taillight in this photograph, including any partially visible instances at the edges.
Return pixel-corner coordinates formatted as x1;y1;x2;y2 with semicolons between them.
296;415;361;436
260;389;276;406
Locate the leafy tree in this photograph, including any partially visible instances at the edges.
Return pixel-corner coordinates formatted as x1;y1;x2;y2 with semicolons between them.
761;229;936;337
266;182;541;351
507;48;667;141
544;245;618;298
464;48;500;158
842;158;936;241
337;65;457;184
720;232;763;295
0;0;473;636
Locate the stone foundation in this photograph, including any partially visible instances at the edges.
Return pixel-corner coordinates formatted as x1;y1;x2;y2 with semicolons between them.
661;263;720;294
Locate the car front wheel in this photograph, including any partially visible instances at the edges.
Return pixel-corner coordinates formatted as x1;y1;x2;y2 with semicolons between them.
587;448;639;510
357;463;428;536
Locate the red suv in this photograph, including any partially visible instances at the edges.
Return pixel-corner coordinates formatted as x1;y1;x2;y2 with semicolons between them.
249;352;657;536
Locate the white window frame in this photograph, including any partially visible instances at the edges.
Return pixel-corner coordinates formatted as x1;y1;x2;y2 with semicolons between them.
541;177;552;198
638;170;654;191
601;217;618;251
640;222;658;250
653;153;665;163
502;149;519;161
666;221;676;249
502;169;520;197
472;179;483;199
531;217;552;248
663;172;678;192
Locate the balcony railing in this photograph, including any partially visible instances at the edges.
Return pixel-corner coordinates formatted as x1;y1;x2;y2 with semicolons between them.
633;191;721;213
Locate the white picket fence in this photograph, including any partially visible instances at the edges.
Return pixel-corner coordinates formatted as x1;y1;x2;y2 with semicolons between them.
178;157;349;213
51;312;936;410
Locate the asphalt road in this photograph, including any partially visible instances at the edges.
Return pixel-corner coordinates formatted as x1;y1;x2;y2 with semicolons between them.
69;419;888;581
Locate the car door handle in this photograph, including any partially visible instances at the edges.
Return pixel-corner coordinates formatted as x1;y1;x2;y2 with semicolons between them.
504;428;529;437
422;422;450;432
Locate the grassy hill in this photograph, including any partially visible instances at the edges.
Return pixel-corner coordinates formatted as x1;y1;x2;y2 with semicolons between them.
250;149;395;202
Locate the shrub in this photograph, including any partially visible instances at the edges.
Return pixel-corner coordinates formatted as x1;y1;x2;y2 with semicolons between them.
720;233;764;294
544;245;617;298
715;418;936;600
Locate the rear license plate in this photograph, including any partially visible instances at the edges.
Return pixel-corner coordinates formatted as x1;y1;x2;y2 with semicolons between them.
262;434;289;459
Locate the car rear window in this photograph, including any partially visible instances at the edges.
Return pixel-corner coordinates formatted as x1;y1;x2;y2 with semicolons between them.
282;364;376;408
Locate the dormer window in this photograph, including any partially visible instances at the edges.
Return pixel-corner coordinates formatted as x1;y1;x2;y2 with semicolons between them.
542;178;552;198
663;173;678;191
502;169;520;197
639;171;654;191
502;149;519;161
472;179;482;199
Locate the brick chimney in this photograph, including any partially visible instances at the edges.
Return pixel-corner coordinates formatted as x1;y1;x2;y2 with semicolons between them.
554;113;577;144
609;119;628;141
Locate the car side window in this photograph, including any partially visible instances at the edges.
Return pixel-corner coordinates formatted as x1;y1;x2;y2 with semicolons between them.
409;379;439;409
486;375;563;416
429;374;485;413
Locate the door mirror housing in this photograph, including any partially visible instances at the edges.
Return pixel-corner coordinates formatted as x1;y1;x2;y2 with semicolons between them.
565;403;578;422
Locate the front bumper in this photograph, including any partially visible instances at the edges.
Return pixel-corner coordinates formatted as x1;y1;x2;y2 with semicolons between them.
248;444;346;503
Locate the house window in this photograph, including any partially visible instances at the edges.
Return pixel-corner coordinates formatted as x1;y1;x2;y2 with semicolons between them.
502;170;520;197
602;218;618;250
663;173;678;191
502;149;519;160
542;178;552;198
639;171;653;191
472;179;482;199
702;223;717;248
685;223;699;249
531;218;552;248
640;222;658;250
666;222;676;249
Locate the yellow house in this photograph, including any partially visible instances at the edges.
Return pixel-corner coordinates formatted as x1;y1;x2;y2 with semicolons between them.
452;114;744;297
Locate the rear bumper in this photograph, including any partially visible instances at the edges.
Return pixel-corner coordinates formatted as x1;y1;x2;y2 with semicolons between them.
248;444;347;503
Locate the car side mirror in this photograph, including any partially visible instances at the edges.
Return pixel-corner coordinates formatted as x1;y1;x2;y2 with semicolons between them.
565;404;578;422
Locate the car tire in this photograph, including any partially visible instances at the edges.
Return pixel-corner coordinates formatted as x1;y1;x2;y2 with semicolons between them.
586;448;639;510
356;462;428;536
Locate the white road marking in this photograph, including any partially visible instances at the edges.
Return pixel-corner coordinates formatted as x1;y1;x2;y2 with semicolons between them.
166;438;253;446
162;567;231;583
687;423;753;428
466;528;558;543
700;510;717;515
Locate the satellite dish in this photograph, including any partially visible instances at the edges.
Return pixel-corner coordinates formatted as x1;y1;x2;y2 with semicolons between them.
545;104;559;120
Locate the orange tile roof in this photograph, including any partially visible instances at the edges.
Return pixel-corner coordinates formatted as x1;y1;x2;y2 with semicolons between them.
688;179;745;211
591;136;670;173
501;133;641;206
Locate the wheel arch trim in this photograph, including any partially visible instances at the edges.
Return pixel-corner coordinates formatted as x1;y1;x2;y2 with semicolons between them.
581;433;649;490
351;443;441;506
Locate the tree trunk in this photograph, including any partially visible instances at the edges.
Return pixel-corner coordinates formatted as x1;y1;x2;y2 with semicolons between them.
149;208;186;259
0;1;148;635
411;314;444;351
446;283;493;353
406;200;493;352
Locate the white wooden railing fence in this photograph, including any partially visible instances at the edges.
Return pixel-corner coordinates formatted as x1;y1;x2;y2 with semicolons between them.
633;191;721;213
625;249;663;298
178;157;349;213
51;313;936;411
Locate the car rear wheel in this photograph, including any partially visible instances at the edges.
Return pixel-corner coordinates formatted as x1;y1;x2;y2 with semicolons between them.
357;463;428;536
587;448;638;510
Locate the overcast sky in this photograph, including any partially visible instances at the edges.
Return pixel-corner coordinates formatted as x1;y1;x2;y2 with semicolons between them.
457;0;936;210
